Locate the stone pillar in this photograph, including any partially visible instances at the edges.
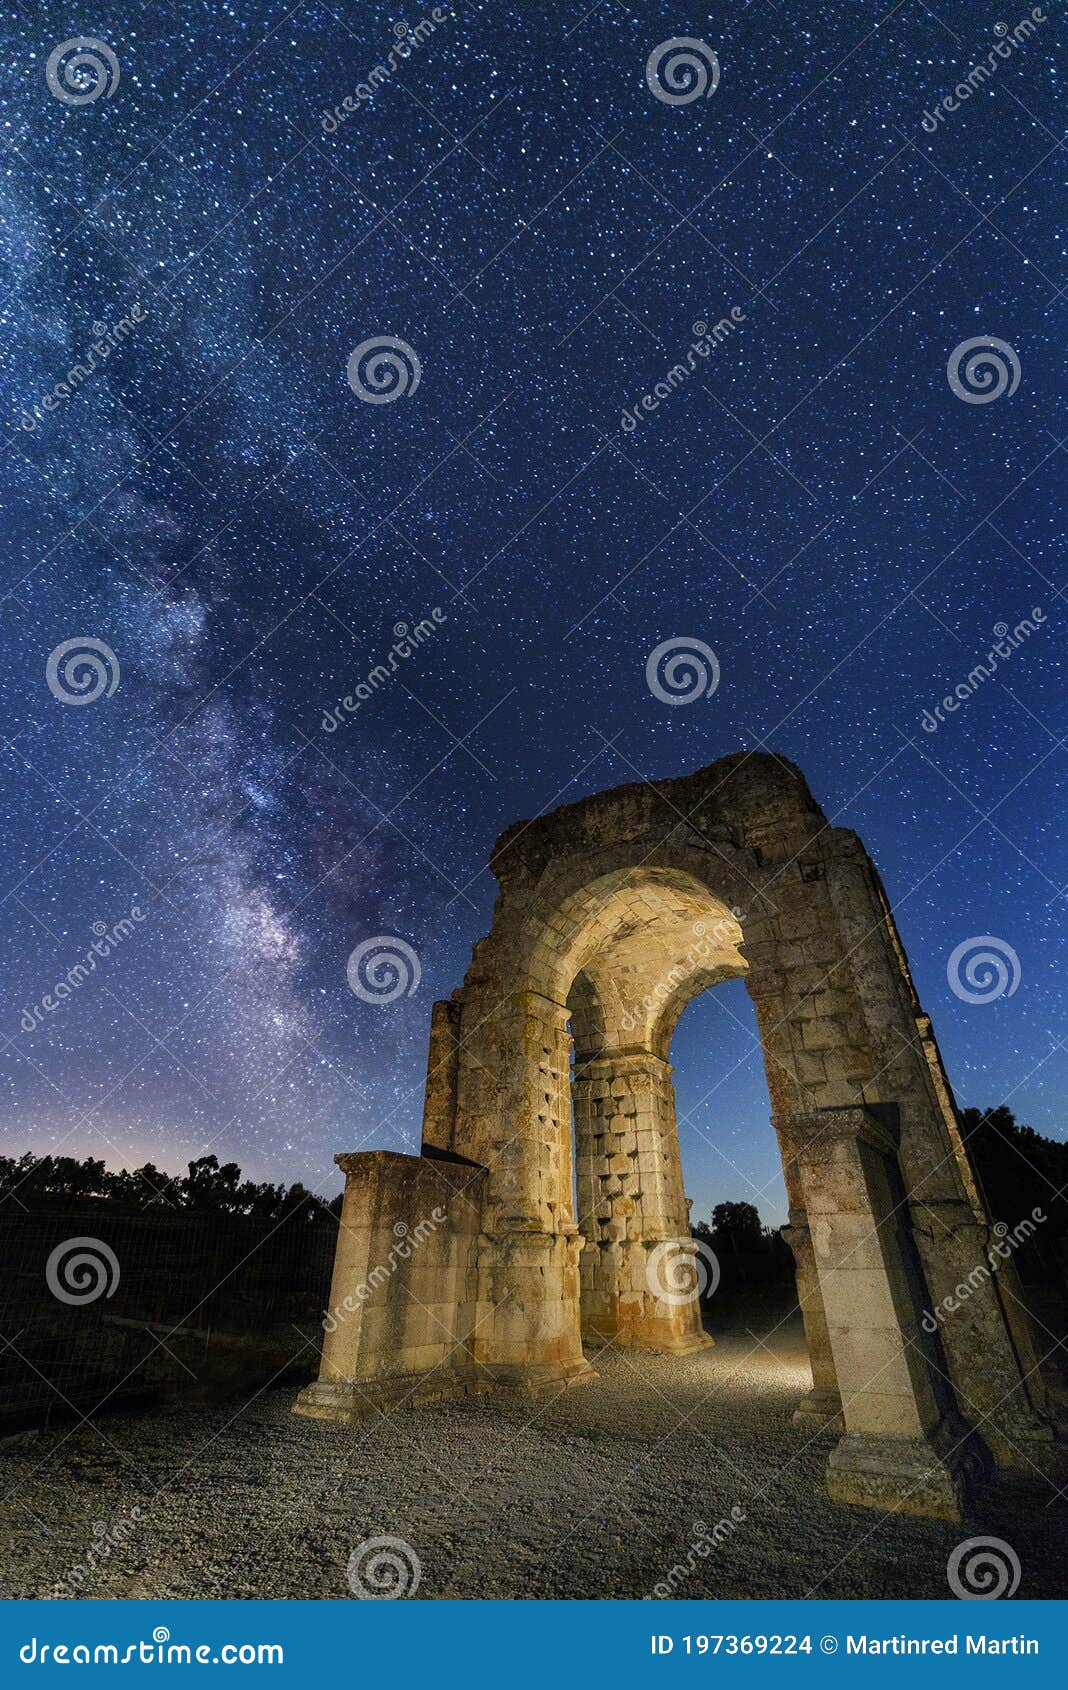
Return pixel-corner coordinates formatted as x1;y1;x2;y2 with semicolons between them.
823;836;1055;1465
419;998;461;1156
906;1197;1055;1464
452;989;569;1233
780;1210;842;1431
573;1050;710;1353
447;990;593;1394
294;1149;488;1421
470;1228;590;1393
912;1011;1054;1436
749;970;841;1428
782;1106;987;1520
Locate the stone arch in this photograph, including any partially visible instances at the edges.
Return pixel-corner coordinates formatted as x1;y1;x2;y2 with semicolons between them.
297;753;1056;1518
534;866;749;1355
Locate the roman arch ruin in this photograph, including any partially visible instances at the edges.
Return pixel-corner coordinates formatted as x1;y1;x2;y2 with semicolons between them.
296;753;1057;1517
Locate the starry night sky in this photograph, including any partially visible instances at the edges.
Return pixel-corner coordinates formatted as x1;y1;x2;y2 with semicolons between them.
0;1;1064;1227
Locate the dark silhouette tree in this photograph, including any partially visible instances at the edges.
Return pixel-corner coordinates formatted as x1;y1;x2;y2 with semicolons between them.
0;1150;337;1223
693;1199;794;1303
959;1105;1067;1285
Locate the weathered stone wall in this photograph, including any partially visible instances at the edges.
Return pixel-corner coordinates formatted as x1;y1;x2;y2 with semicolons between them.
294;1150;486;1420
296;752;1056;1516
574;1050;706;1352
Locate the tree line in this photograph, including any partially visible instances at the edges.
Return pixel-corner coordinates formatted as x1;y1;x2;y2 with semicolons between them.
1;1104;1063;1277
960;1105;1067;1283
0;1151;340;1224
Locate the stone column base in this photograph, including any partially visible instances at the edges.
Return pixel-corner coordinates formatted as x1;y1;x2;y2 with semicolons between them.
582;1323;713;1357
980;1415;1066;1476
826;1425;984;1520
483;1358;598;1395
293;1358;596;1424
792;1387;844;1434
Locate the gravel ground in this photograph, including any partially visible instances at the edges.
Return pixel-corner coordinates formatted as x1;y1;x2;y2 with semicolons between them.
2;1318;1065;1601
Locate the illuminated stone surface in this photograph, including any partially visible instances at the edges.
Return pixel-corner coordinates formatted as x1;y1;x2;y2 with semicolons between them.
297;753;1056;1516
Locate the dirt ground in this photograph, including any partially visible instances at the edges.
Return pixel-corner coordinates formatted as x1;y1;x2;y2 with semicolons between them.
1;1315;1065;1601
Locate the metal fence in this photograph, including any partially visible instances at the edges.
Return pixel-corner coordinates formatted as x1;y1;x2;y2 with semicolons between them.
0;1208;338;1434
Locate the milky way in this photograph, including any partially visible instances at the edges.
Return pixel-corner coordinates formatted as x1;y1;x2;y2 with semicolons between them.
0;1;1063;1222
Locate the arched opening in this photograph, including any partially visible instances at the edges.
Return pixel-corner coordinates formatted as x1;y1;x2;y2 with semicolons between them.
548;868;773;1355
670;980;789;1236
669;981;797;1336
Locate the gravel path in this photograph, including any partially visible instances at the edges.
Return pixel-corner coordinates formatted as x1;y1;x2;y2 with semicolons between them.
2;1319;1064;1601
